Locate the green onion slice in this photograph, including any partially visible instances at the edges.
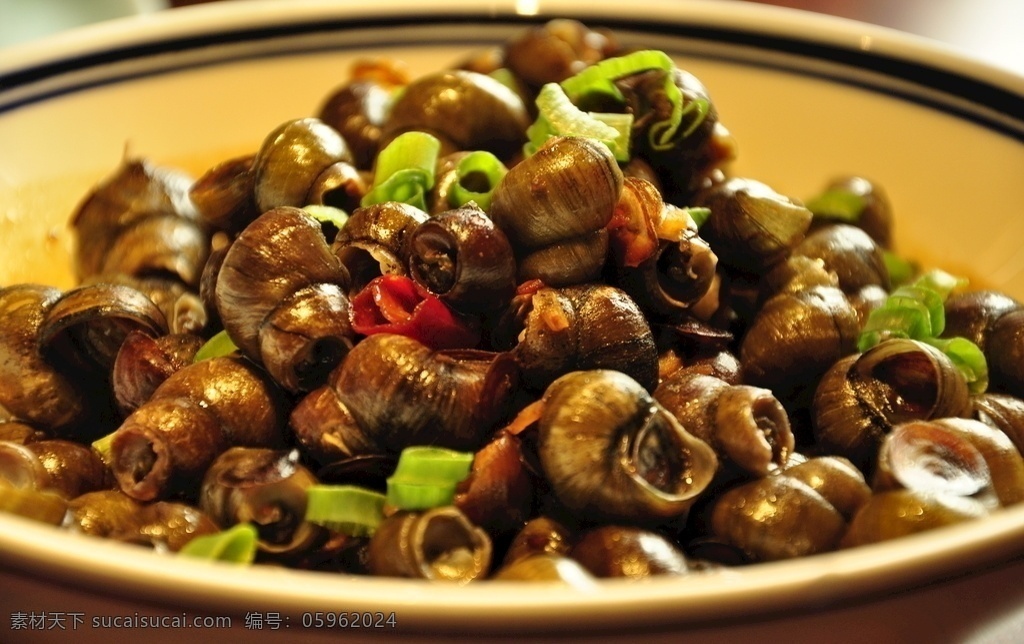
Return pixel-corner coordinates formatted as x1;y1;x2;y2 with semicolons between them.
883;251;917;286
686;207;712;229
90;431;117;466
926;336;990;394
360;131;440;211
385;446;475;511
527;83;633;161
193;329;239;363
179;523;258;564
305;485;386;537
559;49;707;151
805;187;866;222
391;446;474;481
856;269;987;393
385;479;459;511
449;150;508;211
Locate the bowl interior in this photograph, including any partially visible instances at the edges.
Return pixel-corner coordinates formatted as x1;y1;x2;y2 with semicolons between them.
1;0;1024;635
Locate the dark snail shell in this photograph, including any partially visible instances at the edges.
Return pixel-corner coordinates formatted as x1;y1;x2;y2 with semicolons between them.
37;282;168;376
780;455;871;520
943;291;1024;397
654;371;794;481
841;489;988;548
791;224;890;295
502;516;574;566
502;18;619;89
453;432;534;538
972;392;1024;457
327;334;519;455
930;417;1024;506
200;447;324;556
694;177;813;273
407;204;517;314
332;201;429;294
83;273;208;336
252;117;353;213
872;420;998;508
0;439;109;498
537;370;718;525
288;384;374;466
611;178;718;318
215;207;354;392
108;356;288;501
317;78;396;170
0;285;89;434
381;70;530;160
811;176;894;249
492;554;598;588
489;136;622;286
709;474;847;561
71;158;208;288
365;506;492;582
740;284;861;407
569;525;689;578
65;489;219;552
812;339;973;473
189;153;258;234
498;283;659;393
111;331;204;417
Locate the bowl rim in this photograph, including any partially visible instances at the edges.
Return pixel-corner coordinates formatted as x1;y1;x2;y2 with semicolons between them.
2;0;1024;635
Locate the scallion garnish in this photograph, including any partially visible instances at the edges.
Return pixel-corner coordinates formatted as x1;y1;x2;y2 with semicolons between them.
305;485;386;537
686;206;712;229
805;187;866;223
386;446;474;511
883;250;917;287
857;269;988;393
526;83;633;161
360;131;440;211
193;329;239;363
90;431;117;466
179;523;258;564
448;150;508;211
559;49;708;151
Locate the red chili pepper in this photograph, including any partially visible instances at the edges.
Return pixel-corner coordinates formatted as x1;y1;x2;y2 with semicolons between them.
350;274;481;349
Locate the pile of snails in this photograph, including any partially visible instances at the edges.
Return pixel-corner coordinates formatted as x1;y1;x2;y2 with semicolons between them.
2;18;1024;585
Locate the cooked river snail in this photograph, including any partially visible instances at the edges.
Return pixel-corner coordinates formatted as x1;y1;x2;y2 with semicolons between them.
4;18;1024;587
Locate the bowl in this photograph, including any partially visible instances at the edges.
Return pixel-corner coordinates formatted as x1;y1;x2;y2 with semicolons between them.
2;1;1024;642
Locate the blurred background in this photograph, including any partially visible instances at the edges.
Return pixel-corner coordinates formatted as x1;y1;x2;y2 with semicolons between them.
0;0;1021;74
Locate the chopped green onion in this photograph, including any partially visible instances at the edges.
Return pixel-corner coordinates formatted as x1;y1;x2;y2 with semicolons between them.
391;446;474;481
91;431;117;466
560;50;707;151
805;187;866;222
179;523;258;564
302;204;349;229
914;269;967;300
883;251;917;286
925;336;989;394
386;479;459;511
527;83;633;161
856;269;987;393
488;68;520;94
385;446;475;511
448;150;508;211
305;485;386;537
360;131;440;211
193;329;239;363
686;207;712;229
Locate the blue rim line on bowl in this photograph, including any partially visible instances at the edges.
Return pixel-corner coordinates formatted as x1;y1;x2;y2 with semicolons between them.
1;10;1022;140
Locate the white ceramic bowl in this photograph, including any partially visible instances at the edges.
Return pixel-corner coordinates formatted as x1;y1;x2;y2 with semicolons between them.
2;1;1024;642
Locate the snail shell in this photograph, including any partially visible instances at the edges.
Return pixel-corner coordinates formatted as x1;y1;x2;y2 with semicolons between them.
537;370;718;525
489;136;622;286
812;338;972;473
